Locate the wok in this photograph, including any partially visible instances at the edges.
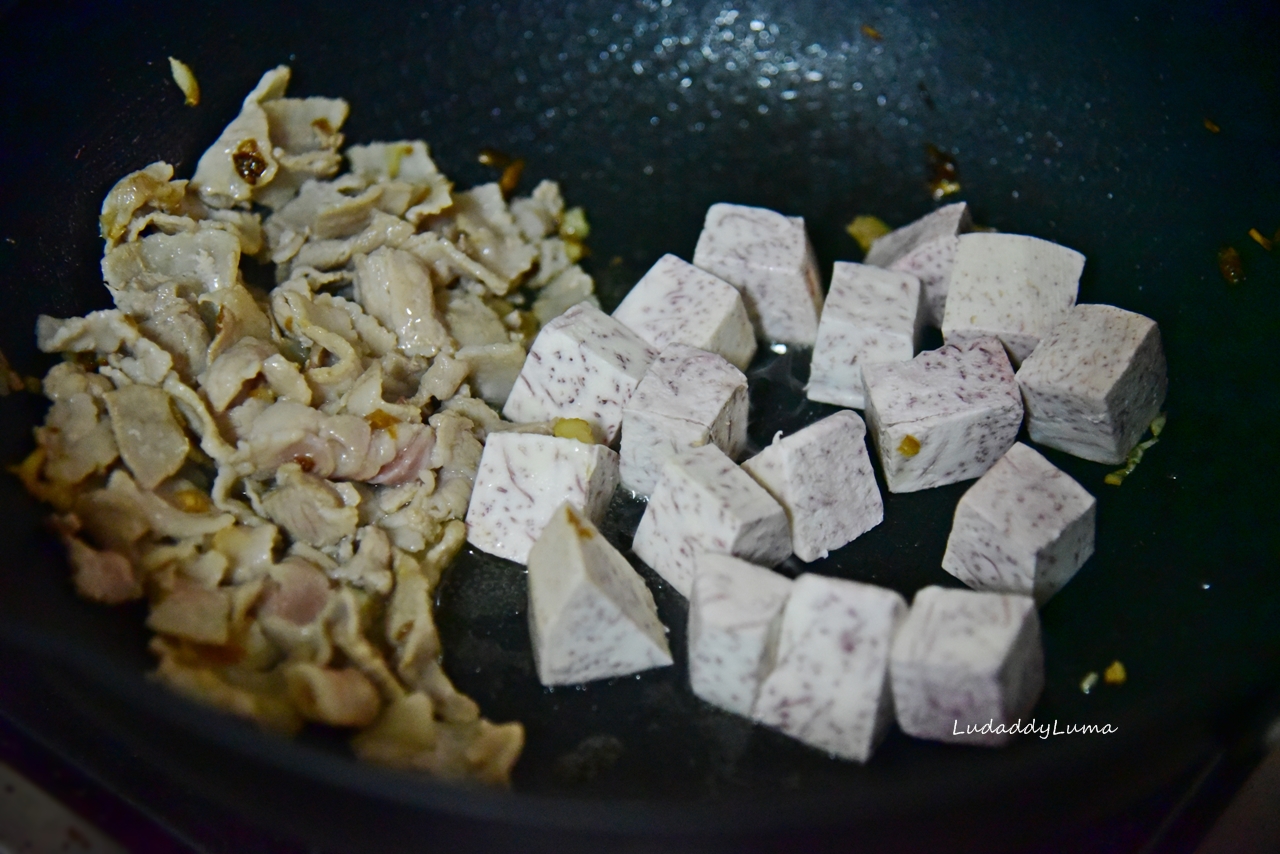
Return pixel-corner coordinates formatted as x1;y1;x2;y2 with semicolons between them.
0;0;1277;851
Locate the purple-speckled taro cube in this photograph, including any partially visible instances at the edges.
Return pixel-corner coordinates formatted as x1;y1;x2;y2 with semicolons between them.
687;553;793;717
1015;304;1167;465
620;344;749;498
502;302;657;444
741;411;884;562
864;201;972;327
941;233;1085;365
807;262;924;409
464;433;620;565
611;254;757;371
692;203;824;346
527;503;673;686
942;442;1096;604
889;585;1044;746
863;337;1023;493
752;574;907;763
631;444;792;598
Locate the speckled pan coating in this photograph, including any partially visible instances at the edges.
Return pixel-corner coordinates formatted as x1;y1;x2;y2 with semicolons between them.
527;503;673;686
752;574;907;763
502;302;657;444
687;553;793;717
692;203;824;346
807;262;924;409
620;344;749;497
631;444;792;598
941;442;1096;604
612;254;757;371
890;586;1044;746
464;433;621;565
941;233;1085;365
1015;304;1167;464
741;410;884;562
863;337;1023;493
863;202;971;328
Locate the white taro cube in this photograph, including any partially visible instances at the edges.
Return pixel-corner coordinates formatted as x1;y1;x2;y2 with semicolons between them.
620;344;749;498
807;262;924;409
942;442;1096;604
692;203;824;346
612;254;757;371
941;233;1085;365
863;337;1023;493
741;411;884;562
632;444;792;598
527;503;673;685
864;201;972;327
464;433;620;565
688;553;793;717
502;302;657;445
752;574;907;762
889;585;1044;746
1015;304;1167;465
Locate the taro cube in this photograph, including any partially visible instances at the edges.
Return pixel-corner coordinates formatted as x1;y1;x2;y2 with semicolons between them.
741;410;884;562
620;344;749;498
502;302;657;444
863;337;1023;493
889;585;1043;745
465;433;620;565
527;503;672;685
1015;304;1167;464
752;574;907;762
692;203;824;346
807;262;924;409
941;233;1085;365
687;553;793;717
632;444;791;598
864;201;972;327
612;254;757;371
942;442;1096;604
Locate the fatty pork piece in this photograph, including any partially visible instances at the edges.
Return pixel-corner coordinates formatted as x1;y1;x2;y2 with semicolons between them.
889;586;1044;746
344;140;453;223
631;444;791;598
619;343;749;498
687;553;792;717
611;254;757;371
527;503;672;686
941;233;1085;366
863;202;973;327
942;443;1096;605
102;384;191;490
741;410;883;562
806;262;924;410
464;433;620;565
863;337;1023;493
752;574;907;763
243;400;434;485
1015;304;1168;465
352;247;451;359
502;302;657;445
692;203;824;346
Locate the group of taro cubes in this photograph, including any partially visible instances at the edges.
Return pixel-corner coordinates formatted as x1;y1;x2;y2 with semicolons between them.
461;199;1166;762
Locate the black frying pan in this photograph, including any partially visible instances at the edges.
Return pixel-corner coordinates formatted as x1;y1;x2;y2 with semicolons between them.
1;1;1278;851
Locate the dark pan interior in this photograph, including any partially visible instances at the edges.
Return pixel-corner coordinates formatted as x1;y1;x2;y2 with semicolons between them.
0;1;1278;851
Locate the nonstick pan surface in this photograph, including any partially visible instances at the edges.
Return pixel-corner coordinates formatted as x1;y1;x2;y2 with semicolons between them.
0;1;1277;851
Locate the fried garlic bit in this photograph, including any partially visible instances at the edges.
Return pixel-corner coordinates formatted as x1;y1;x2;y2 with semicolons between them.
1217;245;1244;284
1248;228;1274;252
553;418;595;444
1105;412;1165;486
1104;660;1127;685
926;143;961;200
846;215;891;254
1203;118;1221;134
168;57;200;107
